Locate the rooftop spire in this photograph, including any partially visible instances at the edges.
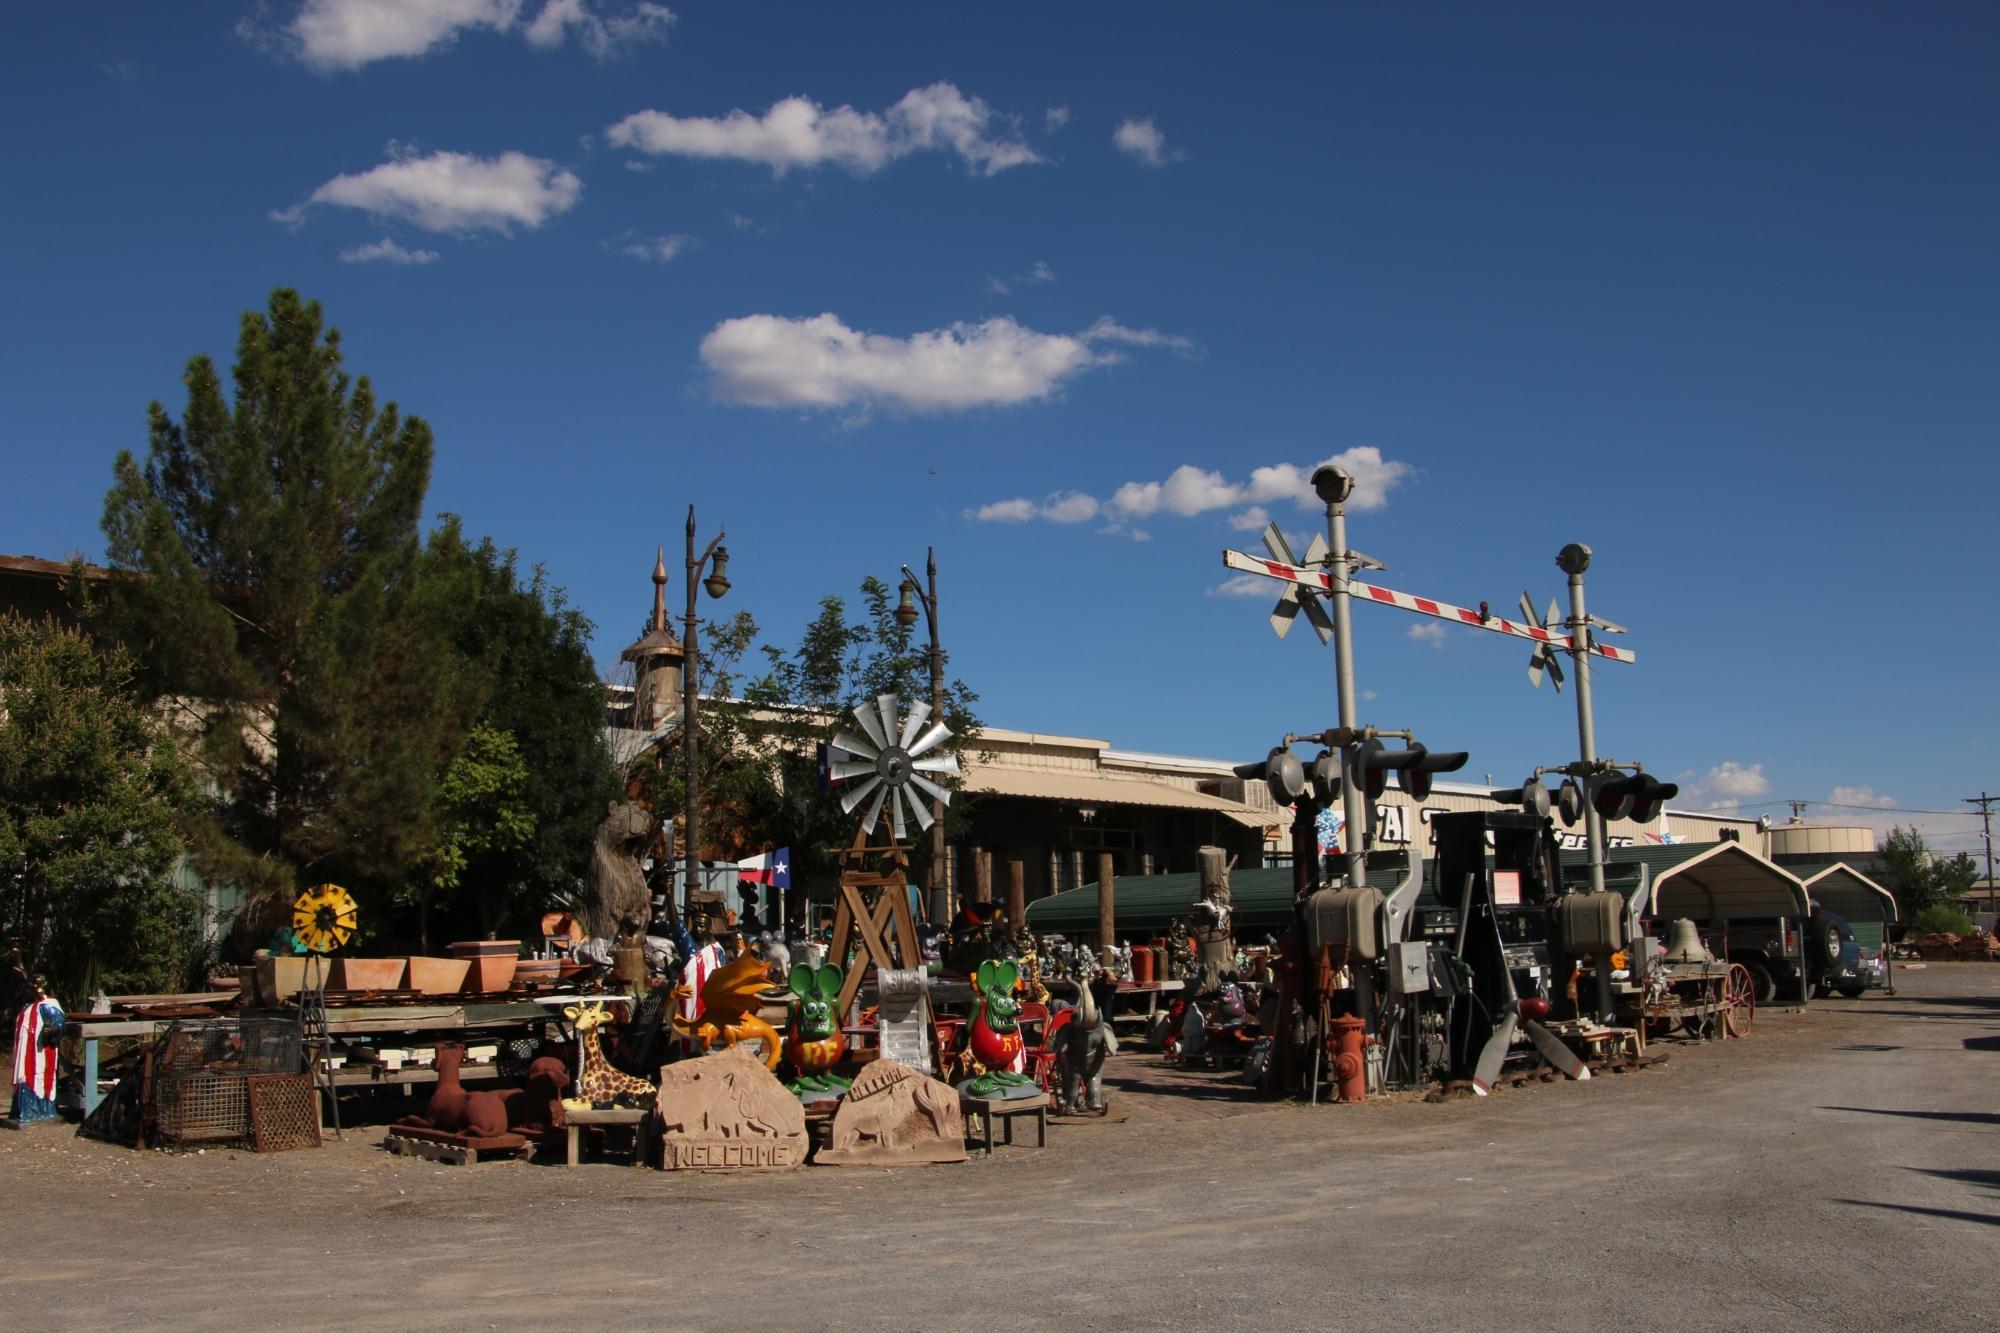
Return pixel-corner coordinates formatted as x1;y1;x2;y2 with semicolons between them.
650;544;668;634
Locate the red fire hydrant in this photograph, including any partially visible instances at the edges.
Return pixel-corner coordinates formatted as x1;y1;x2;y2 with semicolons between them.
1330;1015;1368;1103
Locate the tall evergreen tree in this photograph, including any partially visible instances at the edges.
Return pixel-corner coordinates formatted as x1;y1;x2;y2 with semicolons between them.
99;289;471;923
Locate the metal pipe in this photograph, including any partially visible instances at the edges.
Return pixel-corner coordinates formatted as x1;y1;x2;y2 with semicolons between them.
1561;546;1606;896
1325;489;1368;887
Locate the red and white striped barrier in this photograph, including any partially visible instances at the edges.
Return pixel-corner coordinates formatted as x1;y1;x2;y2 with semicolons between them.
1221;549;1638;664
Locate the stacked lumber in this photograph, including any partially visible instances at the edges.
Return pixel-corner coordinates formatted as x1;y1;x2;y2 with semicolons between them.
1916;930;2000;960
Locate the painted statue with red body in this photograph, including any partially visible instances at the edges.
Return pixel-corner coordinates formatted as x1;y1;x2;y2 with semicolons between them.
784;963;849;1096
961;959;1036;1099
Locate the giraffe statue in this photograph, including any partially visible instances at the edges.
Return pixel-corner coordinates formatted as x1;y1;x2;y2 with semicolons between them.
563;1000;658;1109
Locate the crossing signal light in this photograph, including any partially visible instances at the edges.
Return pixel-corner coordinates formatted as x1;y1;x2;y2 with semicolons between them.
1591;772;1679;823
1309;750;1341;806
1491;777;1551;820
1234;746;1306;806
1352;738;1470;802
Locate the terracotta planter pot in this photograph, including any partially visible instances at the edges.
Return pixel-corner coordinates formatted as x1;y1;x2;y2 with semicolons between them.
405;956;472;995
460;955;519;994
328;957;408;992
450;939;522;959
514;958;561;986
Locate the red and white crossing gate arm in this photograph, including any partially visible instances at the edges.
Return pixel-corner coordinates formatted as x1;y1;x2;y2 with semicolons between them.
1222;549;1638;664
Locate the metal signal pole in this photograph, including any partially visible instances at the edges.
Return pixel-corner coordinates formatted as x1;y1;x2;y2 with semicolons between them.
1558;544;1607;895
1313;466;1370;888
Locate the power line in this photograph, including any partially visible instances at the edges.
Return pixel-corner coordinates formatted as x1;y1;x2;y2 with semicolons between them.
1700;797;1983;818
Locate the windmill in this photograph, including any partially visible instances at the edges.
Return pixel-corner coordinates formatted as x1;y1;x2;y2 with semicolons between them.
827;691;959;840
288;882;356;1139
821;692;959;1020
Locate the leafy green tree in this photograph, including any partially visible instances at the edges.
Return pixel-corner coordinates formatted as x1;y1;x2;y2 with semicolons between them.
728;577;982;893
421;525;622;942
98;290;471;927
1876;825;1979;919
0;614;201;1002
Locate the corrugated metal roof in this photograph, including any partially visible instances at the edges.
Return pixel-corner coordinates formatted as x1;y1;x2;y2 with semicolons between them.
1801;862;1900;924
1566;842;1809;920
965;766;1277;829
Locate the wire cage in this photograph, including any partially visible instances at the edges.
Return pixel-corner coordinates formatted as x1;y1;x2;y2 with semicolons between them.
147;1014;305;1149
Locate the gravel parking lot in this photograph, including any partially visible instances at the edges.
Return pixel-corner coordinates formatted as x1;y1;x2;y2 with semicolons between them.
4;963;1995;1331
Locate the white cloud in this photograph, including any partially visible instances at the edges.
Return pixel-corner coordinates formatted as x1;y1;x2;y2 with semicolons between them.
1114;116;1179;166
607;82;1041;177
275;0;669;69
970;498;1036;523
273;148;581;234
1208;574;1270;599
338;237;440;264
523;0;671;58
1081;316;1193;355
700;312;1182;414
967;445;1415;537
987;258;1058;295
1044;106;1071;130
1828;785;1897;809
1407;622;1448;648
1678;761;1772;811
966;491;1100;525
614;232;691;262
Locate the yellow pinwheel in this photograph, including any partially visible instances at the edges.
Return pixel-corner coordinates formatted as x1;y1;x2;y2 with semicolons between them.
291;883;359;955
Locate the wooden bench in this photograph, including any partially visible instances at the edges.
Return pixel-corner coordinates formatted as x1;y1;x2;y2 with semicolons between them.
961;1095;1047;1153
563;1107;650;1168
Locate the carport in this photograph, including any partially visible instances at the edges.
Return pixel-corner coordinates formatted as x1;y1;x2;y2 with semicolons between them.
1803;862;1900;988
1570;840;1815;1004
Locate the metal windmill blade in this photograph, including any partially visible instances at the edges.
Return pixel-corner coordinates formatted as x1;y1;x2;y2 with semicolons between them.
827;691;955;836
1263;522;1334;644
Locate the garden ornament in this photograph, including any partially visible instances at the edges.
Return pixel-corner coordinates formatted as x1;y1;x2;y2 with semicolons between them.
959;959;1037;1100
668;951;784;1069
1055;974;1118;1114
784;963;851;1096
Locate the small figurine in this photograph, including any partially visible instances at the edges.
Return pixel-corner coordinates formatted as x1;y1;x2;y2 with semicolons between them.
784;963;850;1096
10;976;63;1125
669;951;785;1069
565;1000;659;1109
1054;973;1117;1114
960;960;1036;1100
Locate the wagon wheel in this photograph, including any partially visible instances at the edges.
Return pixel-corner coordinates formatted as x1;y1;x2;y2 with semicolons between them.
1724;963;1756;1037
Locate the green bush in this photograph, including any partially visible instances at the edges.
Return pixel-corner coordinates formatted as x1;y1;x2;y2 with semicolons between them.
1911;904;1977;936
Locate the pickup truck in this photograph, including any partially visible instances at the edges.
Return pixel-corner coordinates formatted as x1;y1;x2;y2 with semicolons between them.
1720;910;1876;1002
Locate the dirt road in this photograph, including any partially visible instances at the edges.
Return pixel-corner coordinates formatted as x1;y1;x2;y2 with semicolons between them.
3;965;1995;1331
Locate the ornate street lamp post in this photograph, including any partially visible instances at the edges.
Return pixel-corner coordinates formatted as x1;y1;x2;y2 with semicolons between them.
682;505;729;917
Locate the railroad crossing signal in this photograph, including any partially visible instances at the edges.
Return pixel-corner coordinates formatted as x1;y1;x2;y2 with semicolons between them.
1258;521;1333;645
1221;548;1639;664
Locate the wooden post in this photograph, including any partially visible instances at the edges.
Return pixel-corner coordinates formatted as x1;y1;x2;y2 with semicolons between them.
974;848;992;903
1006;859;1025;933
1098;853;1116;966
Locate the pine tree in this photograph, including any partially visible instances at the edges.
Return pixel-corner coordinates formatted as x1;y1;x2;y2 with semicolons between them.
99;289;470;925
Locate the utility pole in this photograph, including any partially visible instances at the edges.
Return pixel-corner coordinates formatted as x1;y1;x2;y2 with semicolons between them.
1966;791;1997;915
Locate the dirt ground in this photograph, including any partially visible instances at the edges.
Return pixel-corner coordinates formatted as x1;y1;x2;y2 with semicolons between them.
3;964;1996;1332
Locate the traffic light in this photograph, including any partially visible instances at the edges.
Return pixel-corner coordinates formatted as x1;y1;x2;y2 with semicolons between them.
1557;779;1584;827
1490;777;1551;820
1590;772;1680;823
1352;739;1470;801
1234;746;1307;806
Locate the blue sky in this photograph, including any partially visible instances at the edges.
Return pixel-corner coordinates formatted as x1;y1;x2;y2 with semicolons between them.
3;4;1996;854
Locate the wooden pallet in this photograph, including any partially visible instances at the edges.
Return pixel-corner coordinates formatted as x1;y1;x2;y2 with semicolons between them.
384;1125;532;1165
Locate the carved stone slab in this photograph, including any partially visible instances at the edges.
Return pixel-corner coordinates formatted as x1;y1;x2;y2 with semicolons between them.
815;1059;967;1167
657;1045;806;1171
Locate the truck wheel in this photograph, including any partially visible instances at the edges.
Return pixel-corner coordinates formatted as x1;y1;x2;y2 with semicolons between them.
1742;960;1775;1005
1839;984;1866;999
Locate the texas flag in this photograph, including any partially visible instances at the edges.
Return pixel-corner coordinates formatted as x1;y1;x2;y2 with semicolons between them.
738;848;790;890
